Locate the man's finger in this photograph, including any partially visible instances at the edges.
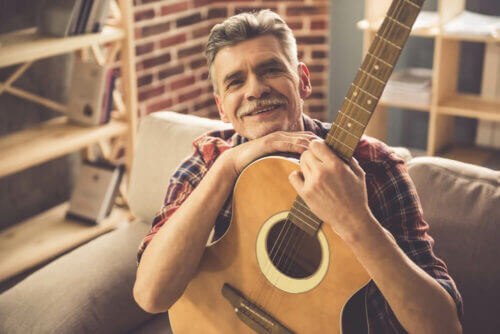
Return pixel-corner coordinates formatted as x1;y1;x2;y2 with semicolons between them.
348;157;365;178
288;170;305;191
308;139;335;163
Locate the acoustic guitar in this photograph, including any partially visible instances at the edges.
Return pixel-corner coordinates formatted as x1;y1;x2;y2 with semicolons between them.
170;0;424;332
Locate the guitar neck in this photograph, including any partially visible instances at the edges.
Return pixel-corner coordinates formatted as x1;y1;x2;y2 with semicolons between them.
326;0;425;162
288;0;425;236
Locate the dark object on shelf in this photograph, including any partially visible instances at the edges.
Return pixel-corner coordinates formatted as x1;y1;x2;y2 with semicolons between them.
66;161;125;224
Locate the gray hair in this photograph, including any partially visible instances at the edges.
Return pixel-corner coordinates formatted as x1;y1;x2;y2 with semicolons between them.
206;10;298;94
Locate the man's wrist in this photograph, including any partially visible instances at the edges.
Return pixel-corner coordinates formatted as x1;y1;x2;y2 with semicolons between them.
338;209;381;246
213;152;239;181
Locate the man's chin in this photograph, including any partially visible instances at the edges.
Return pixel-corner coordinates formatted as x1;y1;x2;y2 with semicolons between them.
246;123;286;140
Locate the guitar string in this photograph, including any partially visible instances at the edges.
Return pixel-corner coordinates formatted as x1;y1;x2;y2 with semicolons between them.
249;215;295;304
266;0;409;310
248;0;410;311
274;0;409;285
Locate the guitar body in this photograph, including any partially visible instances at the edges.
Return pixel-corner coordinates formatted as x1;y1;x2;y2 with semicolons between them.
169;157;370;333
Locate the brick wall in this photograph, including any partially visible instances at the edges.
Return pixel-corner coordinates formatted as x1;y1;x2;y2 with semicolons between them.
132;0;329;121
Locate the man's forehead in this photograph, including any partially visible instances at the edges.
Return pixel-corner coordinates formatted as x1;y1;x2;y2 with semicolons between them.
213;35;289;77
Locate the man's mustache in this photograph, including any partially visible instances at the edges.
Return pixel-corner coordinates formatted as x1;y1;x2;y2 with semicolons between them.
237;96;288;117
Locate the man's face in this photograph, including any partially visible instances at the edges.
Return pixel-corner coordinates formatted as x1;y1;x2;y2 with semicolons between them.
212;35;312;140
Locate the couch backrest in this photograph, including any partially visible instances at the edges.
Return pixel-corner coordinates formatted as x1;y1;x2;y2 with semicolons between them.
128;112;230;224
408;157;500;333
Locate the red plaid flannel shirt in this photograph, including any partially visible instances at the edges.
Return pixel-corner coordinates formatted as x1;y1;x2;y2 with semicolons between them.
138;114;463;333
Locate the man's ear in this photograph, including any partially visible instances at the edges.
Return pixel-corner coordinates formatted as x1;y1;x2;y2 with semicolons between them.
214;94;231;123
298;62;312;99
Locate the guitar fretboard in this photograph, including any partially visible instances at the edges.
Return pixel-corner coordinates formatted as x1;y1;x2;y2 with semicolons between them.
289;0;425;235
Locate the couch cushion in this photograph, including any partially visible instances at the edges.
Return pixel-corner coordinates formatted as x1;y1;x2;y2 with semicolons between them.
407;157;500;333
128;112;230;224
0;221;153;334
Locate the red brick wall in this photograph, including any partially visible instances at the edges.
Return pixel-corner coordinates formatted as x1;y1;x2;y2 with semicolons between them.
132;0;329;121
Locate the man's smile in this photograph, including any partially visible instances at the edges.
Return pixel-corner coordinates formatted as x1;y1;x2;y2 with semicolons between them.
242;104;284;117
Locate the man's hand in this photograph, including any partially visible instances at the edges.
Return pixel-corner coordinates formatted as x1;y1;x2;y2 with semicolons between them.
288;139;372;241
221;131;321;179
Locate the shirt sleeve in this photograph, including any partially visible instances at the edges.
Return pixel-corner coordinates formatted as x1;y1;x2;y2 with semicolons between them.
364;159;463;333
136;151;207;264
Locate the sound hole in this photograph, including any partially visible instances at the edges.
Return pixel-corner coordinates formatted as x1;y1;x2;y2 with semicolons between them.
266;220;322;279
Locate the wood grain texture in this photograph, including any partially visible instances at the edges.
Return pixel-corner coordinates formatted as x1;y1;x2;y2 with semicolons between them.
169;157;370;333
0;117;128;178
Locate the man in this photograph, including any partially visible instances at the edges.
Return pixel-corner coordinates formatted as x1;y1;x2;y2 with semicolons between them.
134;10;462;333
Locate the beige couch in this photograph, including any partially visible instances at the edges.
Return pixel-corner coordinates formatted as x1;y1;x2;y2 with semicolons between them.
0;111;498;333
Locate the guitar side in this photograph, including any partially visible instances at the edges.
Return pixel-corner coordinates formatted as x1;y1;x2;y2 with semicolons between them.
169;156;371;333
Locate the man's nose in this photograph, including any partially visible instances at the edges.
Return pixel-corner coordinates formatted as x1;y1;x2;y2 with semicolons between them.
245;74;270;100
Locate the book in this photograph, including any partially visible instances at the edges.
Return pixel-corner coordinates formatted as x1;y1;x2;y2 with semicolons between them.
37;0;83;37
84;0;102;34
91;0;112;33
104;70;116;124
66;161;125;224
68;0;84;36
74;0;94;35
67;59;109;126
100;69;116;125
381;68;432;107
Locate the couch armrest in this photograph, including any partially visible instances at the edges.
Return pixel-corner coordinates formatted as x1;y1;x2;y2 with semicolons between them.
407;156;500;332
0;221;153;334
128;112;230;225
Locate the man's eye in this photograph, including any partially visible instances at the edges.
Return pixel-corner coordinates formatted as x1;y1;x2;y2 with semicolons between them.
227;80;242;88
267;68;281;73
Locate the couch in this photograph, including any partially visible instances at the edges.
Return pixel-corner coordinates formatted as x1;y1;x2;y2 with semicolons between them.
0;111;498;333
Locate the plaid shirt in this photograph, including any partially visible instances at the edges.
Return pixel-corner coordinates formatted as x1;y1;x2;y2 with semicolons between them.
138;114;463;333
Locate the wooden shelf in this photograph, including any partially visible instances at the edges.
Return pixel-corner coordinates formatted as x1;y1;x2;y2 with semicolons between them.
0;202;131;283
358;22;500;43
437;145;500;168
357;18;438;38
440;33;500;44
0;26;125;68
437;94;500;121
0;117;129;178
378;98;431;112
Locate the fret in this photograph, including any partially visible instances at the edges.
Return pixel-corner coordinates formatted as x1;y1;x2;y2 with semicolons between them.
367;52;394;69
345;96;372;114
339;110;365;128
351;83;378;100
410;0;425;7
387;16;411;31
341;99;370;124
387;0;421;30
368;36;400;65
294;196;311;212
353;69;386;97
330;123;360;141
326;0;423;164
336;112;365;137
361;53;394;83
378;17;411;47
403;0;420;9
288;197;322;235
290;205;321;227
290;206;321;229
378;34;402;51
288;210;317;231
359;68;386;85
326;133;356;152
327;126;360;153
293;197;322;227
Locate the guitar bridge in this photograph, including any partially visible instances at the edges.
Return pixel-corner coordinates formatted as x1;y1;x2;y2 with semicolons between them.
221;283;294;334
